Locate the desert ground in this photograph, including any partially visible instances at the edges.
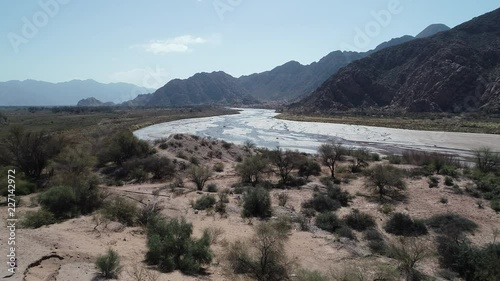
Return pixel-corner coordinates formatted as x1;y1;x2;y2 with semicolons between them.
1;134;499;281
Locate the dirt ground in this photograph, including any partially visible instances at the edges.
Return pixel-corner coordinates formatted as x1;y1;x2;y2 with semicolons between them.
1;134;499;281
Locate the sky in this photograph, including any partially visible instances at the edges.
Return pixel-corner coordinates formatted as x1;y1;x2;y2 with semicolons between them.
1;0;499;89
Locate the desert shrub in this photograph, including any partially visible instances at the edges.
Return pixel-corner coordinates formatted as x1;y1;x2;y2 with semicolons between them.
193;195;216;210
235;155;269;186
474;147;499;173
387;154;402;164
206;183;218;193
384;213;428;237
437;236;500;281
102;197;138;226
440;196;449;204
227;221;291;281
326;184;351;207
222;141;232;149
98;130;152;166
365;228;388;254
295;214;310;231
159;142;169;150
39;185;78;219
387;237;431;281
380;204;394;215
143;156;176;180
2;126;64;183
21;209;57;228
428;176;439;188
298;159;322;179
190;156;200;166
96;249;122;279
277;192;289;207
315;212;341;233
444;176;454;186
296;269;330;281
492;200;500;213
365;165;406;201
268;148;303;185
371;153;381;161
426;213;478;239
242;187;272;219
336;225;356;240
215;190;229;215
204;227;225;244
189;165;212;191
213;162;224;172
137;201;163;226
146;216;212;274
344;209;375;231
302;194;341;213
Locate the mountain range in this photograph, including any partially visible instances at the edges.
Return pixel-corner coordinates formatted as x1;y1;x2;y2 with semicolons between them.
289;9;500;113
0;79;153;106
117;23;450;107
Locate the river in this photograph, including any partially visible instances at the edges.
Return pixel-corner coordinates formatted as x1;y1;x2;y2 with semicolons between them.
134;108;500;157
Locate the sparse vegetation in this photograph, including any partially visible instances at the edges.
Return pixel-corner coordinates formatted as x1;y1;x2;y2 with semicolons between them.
365;165;406;201
193;195;216;210
344;209;376;231
101;197;138;226
242;187;272;219
21;209;57;228
388;238;431;281
315;212;341;233
145;216;212;274
384;213;428;237
189;165;212;191
96;249;122;279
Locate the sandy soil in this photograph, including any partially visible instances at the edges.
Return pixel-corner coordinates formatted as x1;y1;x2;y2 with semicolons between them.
1;134;499;281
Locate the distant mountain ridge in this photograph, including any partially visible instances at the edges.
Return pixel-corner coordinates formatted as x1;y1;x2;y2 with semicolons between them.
0;79;153;106
288;9;500;113
136;24;449;107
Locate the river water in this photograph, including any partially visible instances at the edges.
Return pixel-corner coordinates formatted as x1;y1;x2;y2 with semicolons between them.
134;108;500;157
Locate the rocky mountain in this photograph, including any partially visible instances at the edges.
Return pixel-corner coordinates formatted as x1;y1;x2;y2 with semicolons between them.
289;9;500;114
76;97;115;107
137;24;449;106
0;79;153;106
145;71;258;107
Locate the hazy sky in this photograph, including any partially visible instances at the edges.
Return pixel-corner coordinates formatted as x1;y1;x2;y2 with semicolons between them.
1;1;499;89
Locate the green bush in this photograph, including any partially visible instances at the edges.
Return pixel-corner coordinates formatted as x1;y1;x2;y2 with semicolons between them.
437;236;500;281
193;195;216;210
428;176;439;188
315;212;341;233
213;162;224;172
426;213;478;239
21;209;57;228
143;156;176;180
102;197;138;226
302;194;341;213
39;186;78;219
206;183;218;193
444;176;454;186
145;216;212;274
242;187;272;219
336;225;356;240
98;130;152;166
384;213;428;237
95;249;122;279
387;154;402;164
365;165;406;201
298;159;322;179
344;209;375;231
326;184;351;207
236;155;269;186
137;202;163;226
492;200;500;213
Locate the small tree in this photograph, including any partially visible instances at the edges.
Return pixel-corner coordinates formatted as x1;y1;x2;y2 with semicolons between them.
388;237;431;281
298;158;321;179
96;249;122;279
98;130;152;166
242;187;272;219
474;147;499;173
143;156;176;180
365;165;406;201
236;155;269;186
189;165;212;191
318;142;345;179
269;147;302;185
227;221;291;281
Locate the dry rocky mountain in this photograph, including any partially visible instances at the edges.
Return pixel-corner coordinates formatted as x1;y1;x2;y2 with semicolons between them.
289;9;500;114
121;24;450;107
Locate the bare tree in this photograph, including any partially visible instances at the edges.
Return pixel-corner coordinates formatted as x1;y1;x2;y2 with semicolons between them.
318;142;345;179
388;237;431;281
189;165;212;191
474;147;499;173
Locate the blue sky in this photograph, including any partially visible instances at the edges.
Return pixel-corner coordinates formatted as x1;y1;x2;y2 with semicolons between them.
1;0;499;89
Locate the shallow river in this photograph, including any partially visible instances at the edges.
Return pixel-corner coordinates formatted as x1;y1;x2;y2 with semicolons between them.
134;108;500;157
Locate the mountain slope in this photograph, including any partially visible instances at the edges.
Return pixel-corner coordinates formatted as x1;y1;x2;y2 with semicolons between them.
146;71;258;107
289;9;500;113
0;79;153;106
